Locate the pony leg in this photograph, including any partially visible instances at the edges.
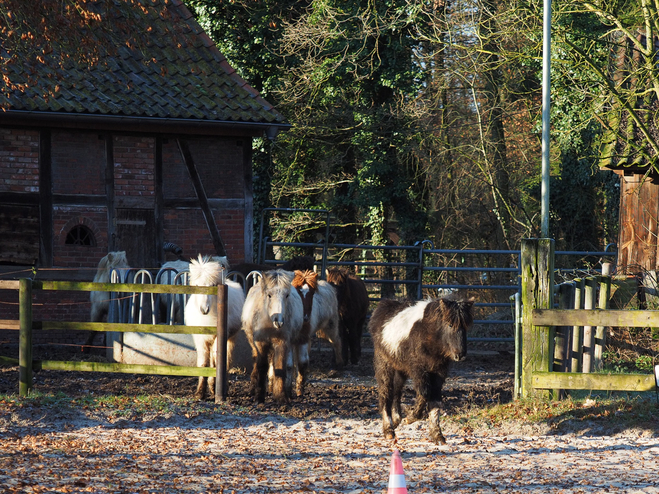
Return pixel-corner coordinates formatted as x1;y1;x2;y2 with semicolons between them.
374;354;397;440
426;373;447;445
348;316;366;365
405;370;432;424
391;370;406;428
251;342;269;403
194;337;213;400
339;321;350;365
324;318;344;369
270;342;290;404
294;342;309;397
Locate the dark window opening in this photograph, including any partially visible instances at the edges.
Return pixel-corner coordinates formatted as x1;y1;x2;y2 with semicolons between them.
66;225;96;246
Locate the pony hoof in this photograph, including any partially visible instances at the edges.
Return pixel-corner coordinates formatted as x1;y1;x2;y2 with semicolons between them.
383;430;396;440
430;431;447;445
402;415;419;426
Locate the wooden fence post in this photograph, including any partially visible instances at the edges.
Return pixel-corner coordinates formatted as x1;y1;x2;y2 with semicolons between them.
570;278;585;373
19;278;33;397
581;276;598;373
520;238;554;399
594;264;612;371
215;283;229;403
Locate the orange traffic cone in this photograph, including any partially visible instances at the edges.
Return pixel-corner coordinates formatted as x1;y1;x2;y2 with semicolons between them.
387;449;408;493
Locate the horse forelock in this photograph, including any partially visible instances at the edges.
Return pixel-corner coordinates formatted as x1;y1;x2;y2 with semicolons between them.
189;254;224;286
292;270;318;291
439;298;474;331
326;269;347;285
262;269;293;291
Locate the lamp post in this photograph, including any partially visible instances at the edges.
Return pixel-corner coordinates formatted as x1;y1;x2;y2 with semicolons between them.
654;364;659;404
541;0;551;237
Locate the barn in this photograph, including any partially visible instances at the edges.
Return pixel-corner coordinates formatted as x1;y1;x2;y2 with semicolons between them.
0;0;288;348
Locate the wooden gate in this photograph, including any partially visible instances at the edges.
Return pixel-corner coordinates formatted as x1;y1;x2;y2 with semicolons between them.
0;278;230;401
519;238;657;398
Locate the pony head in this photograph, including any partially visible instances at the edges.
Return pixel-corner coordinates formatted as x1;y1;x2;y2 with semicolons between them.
260;269;295;329
426;297;474;362
189;254;225;287
292;270;319;324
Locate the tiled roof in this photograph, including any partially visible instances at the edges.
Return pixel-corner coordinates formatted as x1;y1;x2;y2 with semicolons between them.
0;0;286;128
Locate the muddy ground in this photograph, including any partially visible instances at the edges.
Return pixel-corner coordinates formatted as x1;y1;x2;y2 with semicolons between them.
0;338;515;420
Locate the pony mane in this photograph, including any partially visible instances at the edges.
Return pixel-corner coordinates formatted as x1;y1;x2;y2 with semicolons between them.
440;297;475;330
262;269;294;290
292;270;318;291
326;268;347;285
189;254;224;286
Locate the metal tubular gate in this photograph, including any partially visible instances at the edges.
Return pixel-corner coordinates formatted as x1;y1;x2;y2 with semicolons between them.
256;211;616;345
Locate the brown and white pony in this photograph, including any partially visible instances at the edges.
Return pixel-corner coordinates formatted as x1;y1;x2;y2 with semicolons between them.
369;295;474;444
290;270;343;396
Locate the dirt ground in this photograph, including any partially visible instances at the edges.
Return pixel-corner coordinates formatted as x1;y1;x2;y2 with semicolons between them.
2;342;659;493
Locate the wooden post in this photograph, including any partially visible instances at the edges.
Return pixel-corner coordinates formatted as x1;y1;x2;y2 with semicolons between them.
19;278;33;397
215;283;229;403
581;276;598;373
554;283;574;372
520;238;554;399
594;263;612;371
570;278;584;373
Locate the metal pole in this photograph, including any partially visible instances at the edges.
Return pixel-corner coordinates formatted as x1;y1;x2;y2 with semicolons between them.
541;0;552;237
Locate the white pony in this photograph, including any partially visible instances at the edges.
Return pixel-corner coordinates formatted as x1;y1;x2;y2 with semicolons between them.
242;269;304;404
184;254;245;400
158;255;230;324
87;251;131;349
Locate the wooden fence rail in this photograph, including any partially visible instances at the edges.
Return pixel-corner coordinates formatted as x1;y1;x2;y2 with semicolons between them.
520;239;658;398
3;278;229;401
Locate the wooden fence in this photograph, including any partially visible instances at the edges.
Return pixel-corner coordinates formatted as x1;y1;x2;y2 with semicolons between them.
520;239;657;398
0;278;229;401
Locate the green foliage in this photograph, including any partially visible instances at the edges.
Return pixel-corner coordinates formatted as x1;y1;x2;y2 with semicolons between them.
187;0;628;254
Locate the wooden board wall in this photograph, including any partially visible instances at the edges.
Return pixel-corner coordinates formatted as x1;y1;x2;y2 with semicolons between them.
617;173;659;273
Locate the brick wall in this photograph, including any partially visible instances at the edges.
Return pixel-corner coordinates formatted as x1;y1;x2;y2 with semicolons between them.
52;131;105;195
0;128;40;193
114;135;155;198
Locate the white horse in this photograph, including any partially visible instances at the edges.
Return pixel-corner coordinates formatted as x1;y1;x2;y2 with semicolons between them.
241;269;304;404
158;255;230;324
87;251;131;350
184;254;245;400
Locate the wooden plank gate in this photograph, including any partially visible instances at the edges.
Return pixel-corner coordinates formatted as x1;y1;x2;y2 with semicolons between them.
519;238;657;398
0;278;230;402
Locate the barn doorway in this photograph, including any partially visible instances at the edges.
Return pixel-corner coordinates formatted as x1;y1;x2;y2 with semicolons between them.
114;208;158;269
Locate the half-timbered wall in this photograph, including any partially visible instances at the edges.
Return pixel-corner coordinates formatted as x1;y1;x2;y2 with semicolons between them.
0;126;253;348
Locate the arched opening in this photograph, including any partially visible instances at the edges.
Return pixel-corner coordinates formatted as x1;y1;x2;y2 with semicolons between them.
65;225;96;246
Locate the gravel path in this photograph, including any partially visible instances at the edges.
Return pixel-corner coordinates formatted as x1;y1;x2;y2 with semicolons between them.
1;349;658;492
1;408;659;493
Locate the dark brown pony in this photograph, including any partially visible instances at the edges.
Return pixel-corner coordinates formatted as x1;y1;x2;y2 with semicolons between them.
326;268;369;365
